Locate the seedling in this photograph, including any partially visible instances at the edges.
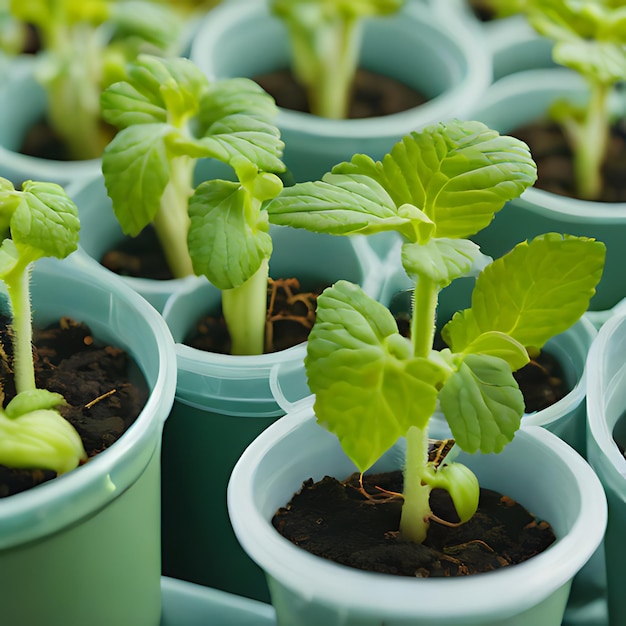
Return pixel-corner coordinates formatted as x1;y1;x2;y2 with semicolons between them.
101;54;286;355
266;120;605;542
7;0;181;160
0;177;86;474
270;0;405;119
478;0;626;200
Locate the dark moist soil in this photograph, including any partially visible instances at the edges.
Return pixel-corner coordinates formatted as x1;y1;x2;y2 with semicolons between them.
512;119;626;202
100;229;323;353
101;226;174;281
0;315;149;497
254;68;427;118
273;467;556;577
185;277;322;354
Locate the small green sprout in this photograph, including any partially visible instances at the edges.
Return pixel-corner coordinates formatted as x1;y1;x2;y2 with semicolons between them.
7;0;182;161
0;177;86;475
270;0;405;119
476;0;626;200
266;120;605;543
101;54;287;355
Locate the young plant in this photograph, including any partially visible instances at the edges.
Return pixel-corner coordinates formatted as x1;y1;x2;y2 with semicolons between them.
8;0;182;161
479;0;626;200
0;177;86;475
527;0;626;200
266;120;606;543
101;54;286;355
270;0;405;119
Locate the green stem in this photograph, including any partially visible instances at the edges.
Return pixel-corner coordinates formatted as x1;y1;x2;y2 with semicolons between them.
222;258;269;356
410;276;438;359
45;23;108;161
308;18;361;119
399;424;432;543
152;155;195;279
573;82;610;201
5;262;36;394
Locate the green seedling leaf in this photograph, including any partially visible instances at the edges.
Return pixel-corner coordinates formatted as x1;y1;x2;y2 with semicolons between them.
401;238;484;287
193;78;285;174
461;331;530;371
305;280;446;472
187;179;272;290
422;460;480;523
267;173;434;241
0;407;86;475
333;121;537;239
443;233;606;353
5;389;66;418
439;353;525;454
102;124;172;236
528;0;626;84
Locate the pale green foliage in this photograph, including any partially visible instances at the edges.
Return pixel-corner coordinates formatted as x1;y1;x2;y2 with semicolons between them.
102;54;286;354
0;178;86;474
270;0;404;118
269;119;605;542
7;0;181;160
484;0;626;199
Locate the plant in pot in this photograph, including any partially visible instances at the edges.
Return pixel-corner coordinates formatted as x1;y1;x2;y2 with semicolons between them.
91;52;286;311
0;176;177;625
189;0;492;191
467;0;626;316
228;119;607;625
0;0;181;187
96;52;383;599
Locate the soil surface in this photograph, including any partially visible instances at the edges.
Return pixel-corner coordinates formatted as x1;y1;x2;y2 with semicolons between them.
512;119;626;202
254;67;427;118
101;226;174;281
0;315;149;497
185;277;322;354
273;468;556;577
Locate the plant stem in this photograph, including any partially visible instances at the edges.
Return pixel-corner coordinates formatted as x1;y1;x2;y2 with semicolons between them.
410;276;438;359
399;424;432;543
308;18;361;119
6;262;36;394
45;23;108;161
222;257;269;355
152;155;195;278
565;82;610;201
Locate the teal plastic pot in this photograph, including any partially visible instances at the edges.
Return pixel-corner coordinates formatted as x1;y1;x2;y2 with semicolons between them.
0;56;101;188
68;175;196;313
467;68;626;313
0;256;177;626
228;399;607;626
190;0;492;183
427;0;555;81
380;260;597;456
586;305;626;626
160;227;383;602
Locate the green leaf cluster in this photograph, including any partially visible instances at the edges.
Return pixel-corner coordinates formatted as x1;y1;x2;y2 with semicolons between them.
267;119;606;542
7;0;182;161
102;54;286;354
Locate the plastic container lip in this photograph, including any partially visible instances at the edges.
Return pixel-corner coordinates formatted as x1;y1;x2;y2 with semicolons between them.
587;312;626;473
228;404;607;621
190;0;492;139
0;256;177;548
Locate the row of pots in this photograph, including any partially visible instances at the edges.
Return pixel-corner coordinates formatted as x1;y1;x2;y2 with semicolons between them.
0;1;624;624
